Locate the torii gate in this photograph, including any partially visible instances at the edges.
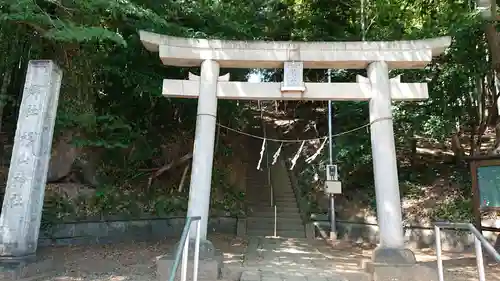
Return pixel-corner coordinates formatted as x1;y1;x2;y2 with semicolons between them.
139;30;450;274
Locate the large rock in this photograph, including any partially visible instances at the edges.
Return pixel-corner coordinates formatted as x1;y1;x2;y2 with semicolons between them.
46;130;101;186
47;131;80;182
45;183;95;201
72;157;100;186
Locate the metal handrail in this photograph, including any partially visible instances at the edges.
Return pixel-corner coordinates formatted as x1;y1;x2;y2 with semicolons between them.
434;222;500;281
260;103;277;237
266;142;277;237
168;216;202;281
267;140;273;207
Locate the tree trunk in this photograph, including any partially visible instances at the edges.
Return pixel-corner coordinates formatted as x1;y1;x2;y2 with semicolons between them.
480;0;500;155
451;131;465;163
477;0;500;237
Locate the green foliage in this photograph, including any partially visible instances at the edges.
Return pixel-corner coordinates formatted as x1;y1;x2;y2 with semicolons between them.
152;195;189;217
41;192;76;231
432;198;474;222
431;167;474;222
41;178;245;227
71;114;134;149
294;165;322;215
211;167;246;217
1;0;495;225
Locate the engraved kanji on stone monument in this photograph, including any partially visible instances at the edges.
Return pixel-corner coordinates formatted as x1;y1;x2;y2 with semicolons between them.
0;60;62;260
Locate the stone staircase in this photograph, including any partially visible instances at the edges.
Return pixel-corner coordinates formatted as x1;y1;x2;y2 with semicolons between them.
245;148;305;238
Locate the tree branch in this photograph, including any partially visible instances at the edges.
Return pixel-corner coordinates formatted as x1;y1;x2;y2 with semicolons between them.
146;152;193;189
14;21;47;35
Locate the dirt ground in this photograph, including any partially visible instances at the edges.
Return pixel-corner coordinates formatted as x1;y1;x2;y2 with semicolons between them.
23;235;500;281
32;234;247;281
416;247;500;281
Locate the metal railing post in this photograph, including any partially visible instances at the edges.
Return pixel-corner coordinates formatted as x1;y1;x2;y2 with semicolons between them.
193;220;201;281
269;164;273;207
181;227;190;281
274;205;277;237
168;216;202;281
433;222;500;281
434;225;444;281
268;144;273;208
474;236;486;281
264;123;276;236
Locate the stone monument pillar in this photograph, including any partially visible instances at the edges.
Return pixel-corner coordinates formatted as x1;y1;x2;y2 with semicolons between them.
0;60;62;261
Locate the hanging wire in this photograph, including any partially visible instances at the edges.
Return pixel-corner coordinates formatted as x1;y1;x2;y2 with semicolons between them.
216;116;392;143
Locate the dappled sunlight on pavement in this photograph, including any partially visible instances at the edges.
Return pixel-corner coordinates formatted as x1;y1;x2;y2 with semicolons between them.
22;234;500;281
239;237;370;281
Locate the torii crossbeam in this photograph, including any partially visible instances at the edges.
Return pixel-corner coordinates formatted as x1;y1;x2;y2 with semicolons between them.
164;73;427;101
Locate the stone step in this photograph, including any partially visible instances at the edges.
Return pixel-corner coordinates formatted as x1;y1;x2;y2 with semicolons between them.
248;213;301;220
275;202;298;206
247;226;305;232
248;213;301;218
246;183;268;187
273;199;296;202
246;229;306;238
246;217;303;225
248;205;298;210
271;189;294;192
248;205;299;210
249;208;300;213
250;207;298;212
248;201;296;205
245;199;271;203
246;177;267;180
247;222;303;228
247;224;303;230
248;192;294;196
247;213;300;219
272;189;294;193
240;270;371;281
247;220;302;226
248;208;300;214
248;229;305;236
247;202;299;208
247;222;304;231
272;205;298;209
274;193;296;197
273;194;296;198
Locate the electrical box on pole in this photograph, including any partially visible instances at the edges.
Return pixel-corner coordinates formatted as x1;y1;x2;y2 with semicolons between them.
325;164;342;194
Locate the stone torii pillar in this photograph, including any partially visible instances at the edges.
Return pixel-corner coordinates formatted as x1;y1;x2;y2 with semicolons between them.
186;59;220;241
358;66;407;250
139;31;450;281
